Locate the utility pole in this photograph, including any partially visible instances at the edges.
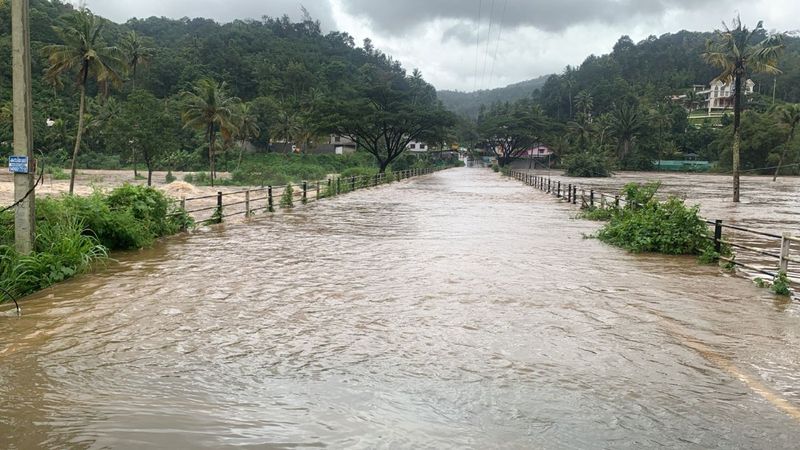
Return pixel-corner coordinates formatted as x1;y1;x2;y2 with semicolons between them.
12;0;35;254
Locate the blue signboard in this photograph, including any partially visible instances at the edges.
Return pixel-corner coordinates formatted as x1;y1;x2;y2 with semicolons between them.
8;156;29;174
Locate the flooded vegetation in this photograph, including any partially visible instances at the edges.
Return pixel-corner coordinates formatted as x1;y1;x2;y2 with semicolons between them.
2;169;800;448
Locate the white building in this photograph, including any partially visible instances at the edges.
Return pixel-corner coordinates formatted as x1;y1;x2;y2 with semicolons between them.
694;79;755;115
406;141;429;153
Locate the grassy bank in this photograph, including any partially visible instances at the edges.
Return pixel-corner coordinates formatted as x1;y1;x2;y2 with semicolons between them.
1;185;191;304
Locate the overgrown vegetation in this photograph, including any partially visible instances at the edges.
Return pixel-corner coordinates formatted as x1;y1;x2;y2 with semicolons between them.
1;185;190;303
280;184;294;208
563;151;613;177
589;183;717;259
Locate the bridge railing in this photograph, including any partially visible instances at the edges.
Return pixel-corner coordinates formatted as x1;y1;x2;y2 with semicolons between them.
506;169;800;288
172;168;444;226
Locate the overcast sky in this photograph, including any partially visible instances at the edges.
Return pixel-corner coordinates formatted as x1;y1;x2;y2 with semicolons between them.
84;0;799;92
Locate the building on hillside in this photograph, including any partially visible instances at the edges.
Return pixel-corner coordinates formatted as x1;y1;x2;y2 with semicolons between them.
671;79;756;116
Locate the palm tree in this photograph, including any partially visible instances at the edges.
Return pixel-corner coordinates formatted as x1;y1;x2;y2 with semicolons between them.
574;90;593;117
120;31;154;91
703;15;784;202
609;102;646;163
234;103;261;170
773;104;800;181
43;9;125;194
181;78;240;186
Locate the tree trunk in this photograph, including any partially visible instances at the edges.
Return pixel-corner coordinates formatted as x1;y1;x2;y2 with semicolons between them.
774;126;796;181
236;140;245;171
147;168;153;186
208;125;216;187
732;73;743;203
132;147;138;178
378;159;389;174
68;83;87;195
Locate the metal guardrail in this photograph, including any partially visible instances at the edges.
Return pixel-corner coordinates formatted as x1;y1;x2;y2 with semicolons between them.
506;169;799;287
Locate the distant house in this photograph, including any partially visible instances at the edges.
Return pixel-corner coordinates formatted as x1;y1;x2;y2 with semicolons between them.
696;79;755;114
406;141;429;153
518;145;553;158
307;135;357;155
672;79;756;115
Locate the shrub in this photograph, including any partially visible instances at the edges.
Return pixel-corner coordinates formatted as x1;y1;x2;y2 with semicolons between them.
563;152;613;177
595;183;714;257
165;170;176;183
771;272;791;296
280;183;294;208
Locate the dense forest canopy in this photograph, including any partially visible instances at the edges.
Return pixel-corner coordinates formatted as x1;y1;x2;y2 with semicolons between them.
0;0;451;179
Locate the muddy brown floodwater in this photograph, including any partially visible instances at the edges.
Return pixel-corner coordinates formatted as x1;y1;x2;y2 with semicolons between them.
2;168;800;448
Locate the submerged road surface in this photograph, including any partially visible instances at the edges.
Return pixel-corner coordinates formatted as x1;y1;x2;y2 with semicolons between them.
2;168;800;448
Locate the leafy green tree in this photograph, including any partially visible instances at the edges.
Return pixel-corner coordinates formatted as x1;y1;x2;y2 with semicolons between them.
478;99;549;167
773;104;800;180
108;90;176;185
703;15;784;202
181;78;240;185
322;64;455;172
43;8;125;194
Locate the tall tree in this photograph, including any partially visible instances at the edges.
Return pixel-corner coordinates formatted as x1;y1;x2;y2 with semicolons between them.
608;102;646;163
478;99;549;167
234;103;261;170
703;15;784;202
181;78;240;186
322;64;454;172
773;104;800;181
43;9;125;194
120;30;154;91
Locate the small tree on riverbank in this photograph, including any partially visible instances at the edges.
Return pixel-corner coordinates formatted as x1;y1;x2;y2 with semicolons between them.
181;78;241;186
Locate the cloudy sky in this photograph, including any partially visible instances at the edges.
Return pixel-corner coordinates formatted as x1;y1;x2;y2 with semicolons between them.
84;0;799;92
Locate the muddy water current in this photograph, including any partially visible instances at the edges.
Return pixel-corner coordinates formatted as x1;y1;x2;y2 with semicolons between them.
2;168;800;448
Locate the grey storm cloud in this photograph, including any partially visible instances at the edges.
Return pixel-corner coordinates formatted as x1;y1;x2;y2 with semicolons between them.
87;0;334;26
340;0;716;36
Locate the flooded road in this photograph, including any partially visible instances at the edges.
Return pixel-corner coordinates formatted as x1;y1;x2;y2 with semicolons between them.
2;168;800;448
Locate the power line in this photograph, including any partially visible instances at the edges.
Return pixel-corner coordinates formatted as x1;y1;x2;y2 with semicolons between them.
472;0;483;92
480;0;496;91
488;0;508;90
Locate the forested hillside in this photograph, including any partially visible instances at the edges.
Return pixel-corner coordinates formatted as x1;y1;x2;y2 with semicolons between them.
536;31;800;120
0;0;452;181
438;75;549;119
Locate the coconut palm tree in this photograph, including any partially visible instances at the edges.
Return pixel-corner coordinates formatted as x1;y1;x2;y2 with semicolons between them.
120;30;154;91
608;102;646;163
181;78;240;186
703;15;784;202
43;9;125;194
773;104;800;181
234;103;261;170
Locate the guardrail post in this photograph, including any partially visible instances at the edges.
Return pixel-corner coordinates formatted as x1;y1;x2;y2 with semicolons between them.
714;220;722;253
780;232;791;273
573;186;577;204
590;190;594;208
245;190;251;217
302;182;308;204
316;181;320;199
216;191;223;223
351;176;356;192
547;178;551;193
615;195;620;208
374;174;378;187
268;186;274;212
336;177;341;195
180;196;186;211
557;181;561;198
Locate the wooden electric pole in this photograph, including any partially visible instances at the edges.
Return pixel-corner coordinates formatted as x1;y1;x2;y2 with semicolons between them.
12;0;35;254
